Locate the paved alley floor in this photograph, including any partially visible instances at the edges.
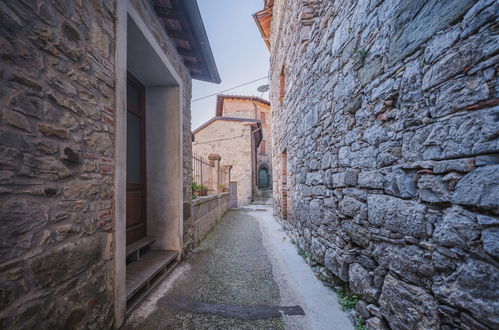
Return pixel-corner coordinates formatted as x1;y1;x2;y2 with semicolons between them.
124;204;353;330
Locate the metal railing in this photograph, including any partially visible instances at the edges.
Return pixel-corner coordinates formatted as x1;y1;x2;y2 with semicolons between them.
192;153;213;189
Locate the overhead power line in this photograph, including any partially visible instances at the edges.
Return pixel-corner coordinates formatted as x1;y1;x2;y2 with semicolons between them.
192;76;268;102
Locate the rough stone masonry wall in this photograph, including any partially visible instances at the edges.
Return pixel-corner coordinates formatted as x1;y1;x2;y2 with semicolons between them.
0;1;117;328
269;0;498;329
0;0;194;328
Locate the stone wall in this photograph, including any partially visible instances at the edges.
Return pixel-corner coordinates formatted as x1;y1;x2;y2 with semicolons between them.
268;0;498;329
0;1;116;328
193;120;254;207
219;98;273;193
0;0;194;328
191;193;230;247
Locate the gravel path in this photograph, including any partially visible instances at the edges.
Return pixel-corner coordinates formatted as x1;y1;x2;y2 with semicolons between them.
124;198;352;330
124;208;286;329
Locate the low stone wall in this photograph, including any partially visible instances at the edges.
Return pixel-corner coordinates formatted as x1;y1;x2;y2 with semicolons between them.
191;193;230;247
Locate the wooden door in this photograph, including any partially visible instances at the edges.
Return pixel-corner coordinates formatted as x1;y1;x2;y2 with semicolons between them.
126;73;146;245
258;168;269;188
230;182;237;208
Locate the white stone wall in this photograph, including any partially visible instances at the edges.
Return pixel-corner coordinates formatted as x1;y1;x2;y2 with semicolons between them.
221;98;273;191
193;120;254;207
268;0;499;328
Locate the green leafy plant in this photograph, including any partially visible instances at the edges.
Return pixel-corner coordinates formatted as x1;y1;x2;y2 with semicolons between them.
353;48;368;64
337;291;359;310
296;247;313;264
192;181;201;192
355;315;366;330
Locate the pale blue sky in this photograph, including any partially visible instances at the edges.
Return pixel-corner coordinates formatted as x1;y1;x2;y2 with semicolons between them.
191;0;269;130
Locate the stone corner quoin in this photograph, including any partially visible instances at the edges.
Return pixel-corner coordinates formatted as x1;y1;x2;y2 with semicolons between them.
267;0;499;329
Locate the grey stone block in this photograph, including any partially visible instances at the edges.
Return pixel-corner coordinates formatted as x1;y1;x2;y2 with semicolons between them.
388;0;474;66
452;165;499;213
380;274;439;330
358;170;384;189
433;158;475;174
368;194;426;237
418;175;451;203
384;169;417;198
330;171;358;188
433;206;481;250
365;316;389;330
349;263;379;303
324;248;349;282
339;196;367;219
373;243;434;283
482;228;499;258
432;259;499;327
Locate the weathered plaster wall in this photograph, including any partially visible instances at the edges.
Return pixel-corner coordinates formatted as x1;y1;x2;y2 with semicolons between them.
269;0;499;329
0;0;195;328
193;120;254;207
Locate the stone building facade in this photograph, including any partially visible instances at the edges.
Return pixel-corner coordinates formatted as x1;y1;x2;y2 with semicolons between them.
256;0;499;329
193;95;271;207
0;0;219;328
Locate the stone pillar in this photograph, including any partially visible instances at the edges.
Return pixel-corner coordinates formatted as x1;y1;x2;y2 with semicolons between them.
208;154;221;193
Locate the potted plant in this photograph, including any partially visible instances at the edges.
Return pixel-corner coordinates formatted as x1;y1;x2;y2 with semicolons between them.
199;185;209;196
192;181;201;198
219;184;228;192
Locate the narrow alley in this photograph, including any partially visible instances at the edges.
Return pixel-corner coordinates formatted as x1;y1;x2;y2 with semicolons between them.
1;0;497;329
124;197;352;330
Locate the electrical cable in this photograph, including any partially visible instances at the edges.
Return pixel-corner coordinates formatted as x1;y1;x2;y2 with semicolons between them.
193;127;250;145
192;76;268;102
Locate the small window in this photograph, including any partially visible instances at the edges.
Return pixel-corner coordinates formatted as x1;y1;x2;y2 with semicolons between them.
260;111;266;125
279;66;286;104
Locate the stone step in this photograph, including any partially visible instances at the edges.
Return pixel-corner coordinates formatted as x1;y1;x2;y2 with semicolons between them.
126;250;178;311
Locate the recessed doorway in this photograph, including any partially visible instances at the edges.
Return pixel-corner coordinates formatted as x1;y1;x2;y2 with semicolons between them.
126;73;147;245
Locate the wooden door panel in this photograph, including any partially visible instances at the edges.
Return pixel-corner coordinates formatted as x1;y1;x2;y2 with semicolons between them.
126;73;146;245
126;190;144;226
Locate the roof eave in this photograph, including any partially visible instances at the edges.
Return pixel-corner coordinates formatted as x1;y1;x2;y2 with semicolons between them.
179;0;221;83
252;6;272;51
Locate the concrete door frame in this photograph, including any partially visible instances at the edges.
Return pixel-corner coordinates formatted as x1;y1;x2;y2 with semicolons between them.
114;1;185;326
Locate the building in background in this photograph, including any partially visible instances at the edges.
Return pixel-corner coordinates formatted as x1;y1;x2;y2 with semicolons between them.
193;95;271;207
0;0;219;328
255;0;499;329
